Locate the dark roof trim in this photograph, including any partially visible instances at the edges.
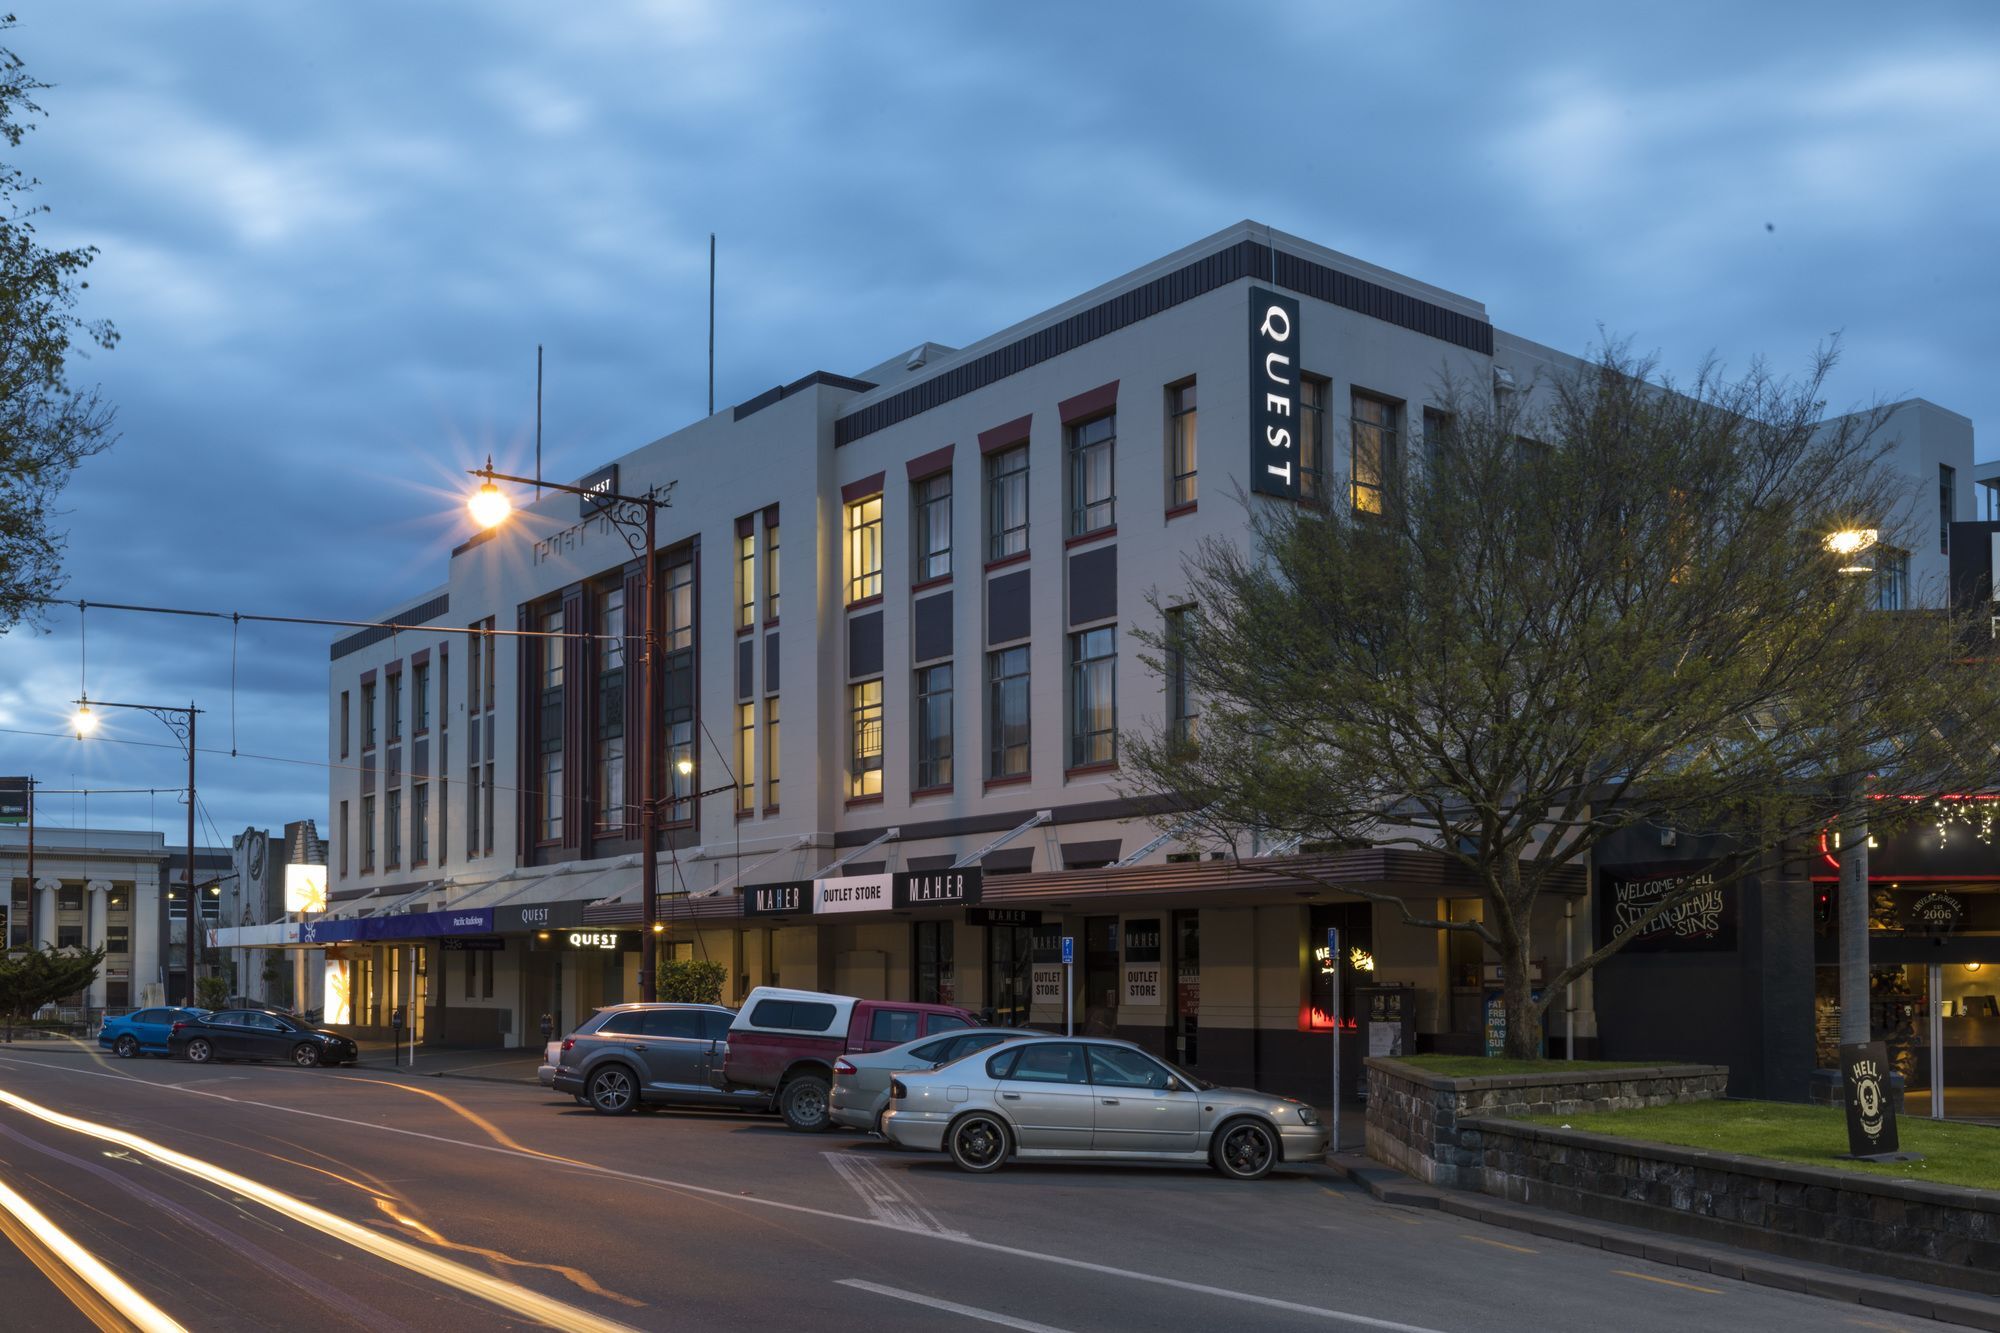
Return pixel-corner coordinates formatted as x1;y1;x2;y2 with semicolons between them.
733;370;877;423
835;239;1493;449
331;593;451;661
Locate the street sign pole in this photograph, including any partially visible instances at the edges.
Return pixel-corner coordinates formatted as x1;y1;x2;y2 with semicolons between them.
1328;926;1341;1157
1061;936;1074;1036
1929;960;1944;1120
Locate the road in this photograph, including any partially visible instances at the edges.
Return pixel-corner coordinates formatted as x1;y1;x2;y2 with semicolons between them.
0;1044;1964;1332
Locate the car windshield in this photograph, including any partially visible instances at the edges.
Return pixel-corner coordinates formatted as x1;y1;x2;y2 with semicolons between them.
1148;1052;1211;1090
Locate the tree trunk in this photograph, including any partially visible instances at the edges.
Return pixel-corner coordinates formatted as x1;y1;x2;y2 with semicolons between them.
1501;930;1540;1059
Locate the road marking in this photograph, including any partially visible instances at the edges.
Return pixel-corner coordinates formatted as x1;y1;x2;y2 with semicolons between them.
1848;1321;1912;1332
0;1174;188;1332
0;1087;639;1333
1611;1269;1723;1295
0;1054;1448;1331
840;1279;1072;1331
824;1151;966;1238
1458;1233;1536;1255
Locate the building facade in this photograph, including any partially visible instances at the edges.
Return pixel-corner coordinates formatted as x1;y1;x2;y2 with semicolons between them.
278;222;1979;1101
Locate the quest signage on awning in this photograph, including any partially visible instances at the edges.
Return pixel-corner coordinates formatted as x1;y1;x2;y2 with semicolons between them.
531;929;641;952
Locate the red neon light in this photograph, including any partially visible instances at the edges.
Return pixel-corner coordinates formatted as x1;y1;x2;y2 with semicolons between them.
1299;1005;1357;1033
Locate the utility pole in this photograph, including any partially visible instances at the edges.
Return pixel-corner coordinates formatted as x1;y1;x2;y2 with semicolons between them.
708;233;715;417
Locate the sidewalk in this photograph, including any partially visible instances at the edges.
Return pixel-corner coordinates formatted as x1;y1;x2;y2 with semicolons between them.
348;1039;545;1085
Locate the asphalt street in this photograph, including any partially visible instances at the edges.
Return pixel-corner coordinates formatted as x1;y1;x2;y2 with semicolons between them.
0;1044;1969;1332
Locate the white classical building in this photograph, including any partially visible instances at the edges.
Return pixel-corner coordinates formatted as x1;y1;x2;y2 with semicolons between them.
2;826;171;1008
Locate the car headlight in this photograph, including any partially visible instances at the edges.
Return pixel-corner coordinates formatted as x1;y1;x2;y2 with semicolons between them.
1295;1105;1319;1126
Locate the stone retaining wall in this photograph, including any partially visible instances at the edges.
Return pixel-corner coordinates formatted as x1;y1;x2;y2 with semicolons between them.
1468;1118;2000;1297
1365;1058;1729;1190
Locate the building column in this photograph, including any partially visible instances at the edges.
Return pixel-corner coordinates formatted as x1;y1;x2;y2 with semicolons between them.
85;880;111;1008
34;876;59;948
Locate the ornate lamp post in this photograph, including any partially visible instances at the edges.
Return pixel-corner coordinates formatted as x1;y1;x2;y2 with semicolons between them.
468;459;677;999
1826;526;1880;1047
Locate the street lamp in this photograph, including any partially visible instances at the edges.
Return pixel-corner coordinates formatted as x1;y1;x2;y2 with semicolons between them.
466;457;678;1000
72;694;204;1006
1829;526;1878;1049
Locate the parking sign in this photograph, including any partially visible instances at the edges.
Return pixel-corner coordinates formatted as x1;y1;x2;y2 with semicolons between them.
1060;936;1074;965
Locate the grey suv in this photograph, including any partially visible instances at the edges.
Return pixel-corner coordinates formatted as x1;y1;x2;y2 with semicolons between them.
551;1003;768;1117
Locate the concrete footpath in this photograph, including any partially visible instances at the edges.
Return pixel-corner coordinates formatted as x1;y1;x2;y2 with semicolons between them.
0;1035;548;1085
1327;1149;2000;1331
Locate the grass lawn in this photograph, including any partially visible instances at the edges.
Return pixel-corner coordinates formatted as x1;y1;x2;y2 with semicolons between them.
1385;1055;1670;1078
1523;1099;2000;1192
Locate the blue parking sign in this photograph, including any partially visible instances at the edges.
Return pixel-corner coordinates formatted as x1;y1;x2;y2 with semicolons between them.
1061;936;1074;965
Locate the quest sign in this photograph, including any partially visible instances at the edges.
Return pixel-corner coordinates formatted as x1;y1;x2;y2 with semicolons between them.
1248;286;1303;500
741;870;983;918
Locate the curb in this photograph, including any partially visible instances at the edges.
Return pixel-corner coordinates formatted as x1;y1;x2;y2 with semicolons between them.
1323;1152;2000;1330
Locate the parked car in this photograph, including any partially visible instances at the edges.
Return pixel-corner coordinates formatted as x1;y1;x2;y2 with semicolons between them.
881;1035;1328;1180
723;986;980;1132
167;1009;359;1067
552;1002;768;1116
99;1006;211;1058
830;1027;1044;1133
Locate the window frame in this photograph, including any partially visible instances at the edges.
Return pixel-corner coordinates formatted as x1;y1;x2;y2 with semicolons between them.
914;662;953;791
913;469;953;582
1068;412;1116;537
1349;390;1401;516
1166;379;1197;508
986;445;1029;563
595;583;627;835
987;645;1030;780
1165;606;1198;746
1299;375;1329;503
848;678;883;799
1068;625;1117;769
846;493;884;603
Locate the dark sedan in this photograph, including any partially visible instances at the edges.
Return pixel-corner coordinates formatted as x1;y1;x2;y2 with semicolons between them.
168;1009;359;1067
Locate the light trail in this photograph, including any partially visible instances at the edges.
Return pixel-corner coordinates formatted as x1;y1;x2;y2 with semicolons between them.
0;1174;187;1333
0;1087;640;1333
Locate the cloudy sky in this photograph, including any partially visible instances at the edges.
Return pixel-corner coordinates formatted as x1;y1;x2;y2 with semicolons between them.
0;1;1994;842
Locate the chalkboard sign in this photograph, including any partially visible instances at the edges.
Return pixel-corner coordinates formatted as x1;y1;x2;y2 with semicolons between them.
1840;1041;1899;1158
1596;861;1737;952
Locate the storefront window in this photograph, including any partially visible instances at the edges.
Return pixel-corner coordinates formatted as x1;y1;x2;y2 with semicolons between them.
986;924;1034;1026
914;921;955;1006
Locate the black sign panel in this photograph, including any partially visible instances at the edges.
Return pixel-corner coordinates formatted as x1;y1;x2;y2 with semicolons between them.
1030;922;1063;965
439;935;506;952
532;929;641;952
893;869;983;910
495;900;586;933
577;463;620;519
0;776;27;825
1596;862;1737;952
1840;1041;1899;1157
1248;286;1302;499
741;880;810;916
1123;918;1162;963
967;907;1041;927
1948;519;2000;654
1858;807;2000;880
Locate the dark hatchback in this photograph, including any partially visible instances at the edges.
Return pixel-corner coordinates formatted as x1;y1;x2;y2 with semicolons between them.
168;1009;359;1068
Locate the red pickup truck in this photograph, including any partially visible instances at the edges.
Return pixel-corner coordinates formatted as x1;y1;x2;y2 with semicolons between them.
723;986;979;1131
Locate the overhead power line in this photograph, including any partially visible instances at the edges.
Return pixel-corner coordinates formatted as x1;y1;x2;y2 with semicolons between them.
31;595;635;644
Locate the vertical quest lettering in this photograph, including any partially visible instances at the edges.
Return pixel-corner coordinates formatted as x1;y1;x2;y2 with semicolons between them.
1248;286;1302;499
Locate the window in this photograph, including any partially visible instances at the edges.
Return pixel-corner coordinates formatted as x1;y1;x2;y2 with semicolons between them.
914;470;952;581
914;663;953;790
1000;1042;1087;1084
849;678;883;798
360;793;375;872
1941;464;1956;555
57;924;82;948
748;998;837;1032
1165;606;1197;745
1875;546;1911;611
338;800;349;877
482;947;494;999
1069;413;1116;536
987;445;1029;561
910;1036;955;1063
539;606;565;841
1069;625;1117;768
1350;391;1400;515
60;882;81;910
661;557;696;821
385;788;402;868
596;585;626;834
914;921;954;1006
643;1010;705;1039
846;494;883;602
701;1011;733;1041
413;661;429;733
764;694;780;810
764;513;780;621
386;670;402;743
928;1014;972;1034
463;947;477;1000
107;922;129;954
736;701;755;814
412;782;429;864
1167;380;1197;507
871;1009;922;1044
340;691;350;758
1299;376;1329;502
1422;407;1455;459
988;646;1030;779
737;523;756;629
468;633;482;713
467;623;488;858
1086;1045;1174;1089
361;680;376;750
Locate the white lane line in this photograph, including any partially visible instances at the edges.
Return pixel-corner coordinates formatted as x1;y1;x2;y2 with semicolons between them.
0;1054;1445;1331
823;1151;967;1238
0;1175;189;1333
839;1278;1072;1332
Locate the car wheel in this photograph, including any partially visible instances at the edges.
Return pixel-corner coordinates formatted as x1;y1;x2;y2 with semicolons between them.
292;1043;322;1068
779;1074;831;1132
1212;1118;1278;1181
113;1035;139;1059
947;1112;1010;1174
589;1066;638;1115
184;1038;214;1065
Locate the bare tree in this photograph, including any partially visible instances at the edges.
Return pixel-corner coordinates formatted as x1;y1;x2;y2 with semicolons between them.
1124;342;1999;1058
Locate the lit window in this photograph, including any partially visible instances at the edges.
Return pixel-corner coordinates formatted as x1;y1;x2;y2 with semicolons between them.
736;525;756;629
847;494;883;602
1167;381;1196;507
849;679;883;798
764;514;780;621
1350;391;1399;515
737;701;755;813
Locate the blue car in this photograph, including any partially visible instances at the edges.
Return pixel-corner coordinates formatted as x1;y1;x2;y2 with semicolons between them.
99;1006;212;1058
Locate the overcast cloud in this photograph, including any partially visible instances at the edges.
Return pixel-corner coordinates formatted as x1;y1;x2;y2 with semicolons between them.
0;0;1994;841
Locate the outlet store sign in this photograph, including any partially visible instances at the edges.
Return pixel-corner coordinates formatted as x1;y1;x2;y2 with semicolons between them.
741;870;983;917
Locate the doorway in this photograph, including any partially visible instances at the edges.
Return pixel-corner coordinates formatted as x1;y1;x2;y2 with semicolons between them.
1082;915;1120;1035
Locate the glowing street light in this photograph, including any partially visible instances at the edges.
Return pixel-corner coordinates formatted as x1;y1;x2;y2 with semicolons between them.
1825;527;1879;576
71;700;97;737
468;460;513;530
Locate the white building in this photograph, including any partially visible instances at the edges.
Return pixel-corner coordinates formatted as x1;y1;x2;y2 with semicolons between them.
280;222;1979;1100
2;826;172;1008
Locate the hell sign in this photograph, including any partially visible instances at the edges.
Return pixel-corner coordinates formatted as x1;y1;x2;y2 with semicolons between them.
1596;861;1736;952
1122;917;1163;1006
1248;287;1302;499
1840;1041;1900;1158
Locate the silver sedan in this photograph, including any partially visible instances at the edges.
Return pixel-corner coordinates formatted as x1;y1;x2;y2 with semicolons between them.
881;1035;1327;1180
830;1027;1041;1132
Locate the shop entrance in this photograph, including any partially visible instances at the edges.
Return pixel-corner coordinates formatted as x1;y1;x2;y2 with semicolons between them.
986;925;1034;1025
1082;916;1120;1035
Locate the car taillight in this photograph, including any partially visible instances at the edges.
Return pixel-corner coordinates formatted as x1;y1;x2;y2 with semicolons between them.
889;1078;908;1100
832;1058;857;1076
561;1037;574;1053
170;1021;186;1035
